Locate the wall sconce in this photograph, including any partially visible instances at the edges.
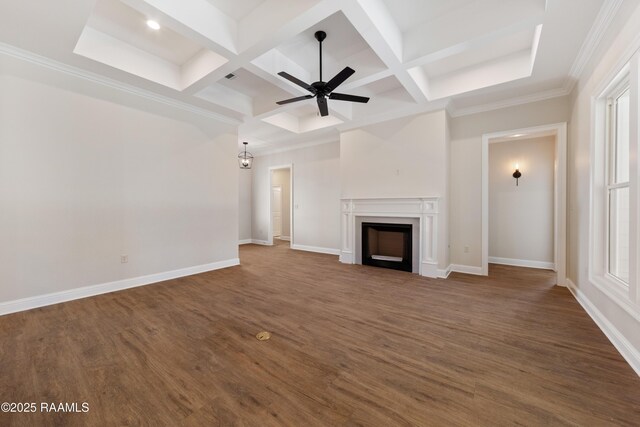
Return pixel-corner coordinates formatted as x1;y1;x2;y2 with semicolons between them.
512;163;522;186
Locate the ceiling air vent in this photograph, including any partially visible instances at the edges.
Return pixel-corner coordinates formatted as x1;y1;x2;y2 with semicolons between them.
225;73;237;80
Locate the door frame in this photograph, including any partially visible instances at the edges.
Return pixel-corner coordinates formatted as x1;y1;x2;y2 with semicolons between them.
268;164;294;246
481;122;567;286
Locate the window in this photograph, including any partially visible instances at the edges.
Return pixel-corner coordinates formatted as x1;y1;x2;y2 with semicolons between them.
590;56;638;308
606;84;630;286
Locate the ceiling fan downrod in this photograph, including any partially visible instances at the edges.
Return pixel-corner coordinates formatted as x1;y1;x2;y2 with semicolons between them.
315;30;326;82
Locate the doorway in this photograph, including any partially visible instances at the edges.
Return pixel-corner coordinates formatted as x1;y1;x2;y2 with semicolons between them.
269;165;293;246
489;135;555;270
481;123;567;286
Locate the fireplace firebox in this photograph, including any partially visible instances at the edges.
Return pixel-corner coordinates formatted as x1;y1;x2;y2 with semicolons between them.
362;223;412;272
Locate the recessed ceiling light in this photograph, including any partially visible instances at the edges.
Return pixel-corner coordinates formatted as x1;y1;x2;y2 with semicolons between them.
146;20;160;30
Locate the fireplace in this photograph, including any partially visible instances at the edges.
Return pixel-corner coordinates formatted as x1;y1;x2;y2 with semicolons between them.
362;223;412;272
340;198;440;277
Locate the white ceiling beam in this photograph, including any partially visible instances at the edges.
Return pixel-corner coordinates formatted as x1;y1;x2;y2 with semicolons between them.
180;0;341;96
238;0;335;55
180;49;228;89
341;0;428;104
251;49;312;94
338;69;392;92
194;84;253;116
348;0;402;62
406;67;432;100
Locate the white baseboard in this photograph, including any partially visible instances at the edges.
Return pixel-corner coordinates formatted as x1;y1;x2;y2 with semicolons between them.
489;256;555;270
278;236;291;241
251;239;271;246
339;251;353;264
291;244;340;256
0;258;240;316
438;265;452;279
420;261;439;278
449;264;484;276
566;279;640;377
238;239;252;245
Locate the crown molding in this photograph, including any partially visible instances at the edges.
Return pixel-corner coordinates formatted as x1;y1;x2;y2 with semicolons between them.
253;135;339;157
254;85;570;142
448;86;570;118
0;43;241;126
563;0;624;94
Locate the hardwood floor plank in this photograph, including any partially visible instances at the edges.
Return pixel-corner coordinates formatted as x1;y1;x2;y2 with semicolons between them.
1;241;639;426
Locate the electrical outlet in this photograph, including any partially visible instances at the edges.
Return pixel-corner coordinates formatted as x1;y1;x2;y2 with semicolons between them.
121;255;128;264
464;246;469;253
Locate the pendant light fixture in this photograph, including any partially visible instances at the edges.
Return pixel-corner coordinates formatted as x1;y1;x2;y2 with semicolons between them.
238;142;253;169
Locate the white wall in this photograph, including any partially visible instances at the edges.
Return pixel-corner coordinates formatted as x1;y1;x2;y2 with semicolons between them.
450;97;571;268
340;110;450;269
340;111;448;199
567;0;640;372
489;136;555;265
238;168;252;241
0;74;239;305
251;142;340;251
271;168;291;238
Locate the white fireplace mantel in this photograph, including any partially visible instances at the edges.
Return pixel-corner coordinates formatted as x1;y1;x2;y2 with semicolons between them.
339;197;439;278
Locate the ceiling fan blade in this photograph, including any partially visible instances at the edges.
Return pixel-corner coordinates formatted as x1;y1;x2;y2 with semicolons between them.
277;71;316;93
317;96;329;117
325;67;355;92
276;94;314;105
329;92;370;103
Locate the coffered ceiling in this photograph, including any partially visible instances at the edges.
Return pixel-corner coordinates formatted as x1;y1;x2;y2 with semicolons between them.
0;0;613;153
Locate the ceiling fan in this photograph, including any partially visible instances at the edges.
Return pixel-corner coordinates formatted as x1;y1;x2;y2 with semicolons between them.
276;30;370;117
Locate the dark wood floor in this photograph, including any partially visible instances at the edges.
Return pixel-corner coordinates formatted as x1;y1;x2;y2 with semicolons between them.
1;242;639;426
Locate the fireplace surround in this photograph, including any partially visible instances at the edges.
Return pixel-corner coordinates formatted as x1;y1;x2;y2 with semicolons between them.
340;197;440;278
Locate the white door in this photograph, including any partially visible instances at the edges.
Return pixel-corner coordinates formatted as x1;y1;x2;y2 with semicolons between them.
272;186;282;237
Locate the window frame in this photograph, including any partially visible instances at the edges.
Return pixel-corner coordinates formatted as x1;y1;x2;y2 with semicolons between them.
589;56;639;311
604;80;631;288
